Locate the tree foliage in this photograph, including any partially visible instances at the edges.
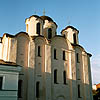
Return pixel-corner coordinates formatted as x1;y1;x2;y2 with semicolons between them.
93;88;100;100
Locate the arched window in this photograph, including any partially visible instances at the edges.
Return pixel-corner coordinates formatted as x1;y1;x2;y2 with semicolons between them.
37;23;40;35
54;69;57;84
36;81;40;98
73;33;76;44
63;71;66;84
48;28;52;39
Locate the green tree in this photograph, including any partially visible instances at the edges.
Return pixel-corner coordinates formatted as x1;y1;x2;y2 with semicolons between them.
93;88;100;100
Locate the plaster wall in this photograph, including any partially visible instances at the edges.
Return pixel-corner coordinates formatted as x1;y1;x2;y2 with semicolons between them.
2;36;9;61
27;38;35;100
0;18;93;100
82;53;93;100
62;28;79;44
9;38;17;63
87;55;93;100
51;37;70;100
16;34;29;68
70;50;77;100
0;65;21;100
34;37;46;100
16;34;29;100
0;71;18;90
75;48;86;100
45;45;51;100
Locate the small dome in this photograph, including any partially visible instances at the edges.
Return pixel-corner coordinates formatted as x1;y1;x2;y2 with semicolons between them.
40;16;57;27
29;15;40;19
64;26;78;31
61;26;79;33
25;15;42;22
40;16;53;22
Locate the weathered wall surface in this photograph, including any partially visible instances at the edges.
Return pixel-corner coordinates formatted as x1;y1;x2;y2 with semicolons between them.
16;33;29;100
43;20;57;39
26;16;43;36
0;15;93;100
51;37;70;100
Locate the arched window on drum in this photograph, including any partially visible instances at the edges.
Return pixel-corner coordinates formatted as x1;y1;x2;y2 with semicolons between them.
48;28;52;39
37;23;40;35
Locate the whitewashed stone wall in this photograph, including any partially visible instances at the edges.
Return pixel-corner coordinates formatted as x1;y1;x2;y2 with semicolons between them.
43;20;57;39
25;16;43;36
0;15;93;100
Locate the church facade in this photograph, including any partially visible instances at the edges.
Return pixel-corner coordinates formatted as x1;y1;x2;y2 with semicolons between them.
0;15;93;100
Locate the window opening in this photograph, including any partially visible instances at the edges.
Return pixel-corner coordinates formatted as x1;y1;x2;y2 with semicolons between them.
54;69;57;84
76;53;79;63
37;23;40;35
38;46;41;56
36;81;40;98
18;80;22;98
0;77;3;90
63;71;66;84
54;49;56;59
63;51;66;60
73;33;77;44
48;28;52;39
78;84;81;98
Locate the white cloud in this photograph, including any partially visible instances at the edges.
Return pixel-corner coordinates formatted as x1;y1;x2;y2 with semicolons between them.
91;55;100;84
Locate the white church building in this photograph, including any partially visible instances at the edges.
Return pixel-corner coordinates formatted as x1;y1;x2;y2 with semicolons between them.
0;14;93;100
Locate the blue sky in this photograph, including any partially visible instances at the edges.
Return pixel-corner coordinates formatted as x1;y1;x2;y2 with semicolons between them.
0;0;100;84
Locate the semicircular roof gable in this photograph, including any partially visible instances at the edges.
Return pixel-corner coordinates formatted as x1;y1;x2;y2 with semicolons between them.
31;35;48;44
15;32;29;37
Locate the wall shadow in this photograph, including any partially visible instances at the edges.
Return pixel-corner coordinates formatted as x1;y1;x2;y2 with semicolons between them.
18;67;93;100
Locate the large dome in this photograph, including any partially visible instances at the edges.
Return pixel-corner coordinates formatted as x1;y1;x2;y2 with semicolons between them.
40;16;53;22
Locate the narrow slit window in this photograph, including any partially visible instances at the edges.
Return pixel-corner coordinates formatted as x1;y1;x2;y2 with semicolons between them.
54;49;56;59
48;28;52;39
36;81;40;98
76;53;79;63
63;51;65;60
38;46;41;57
54;69;57;84
63;71;66;84
0;77;3;90
78;84;81;98
37;23;40;35
73;33;76;44
18;80;22;98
